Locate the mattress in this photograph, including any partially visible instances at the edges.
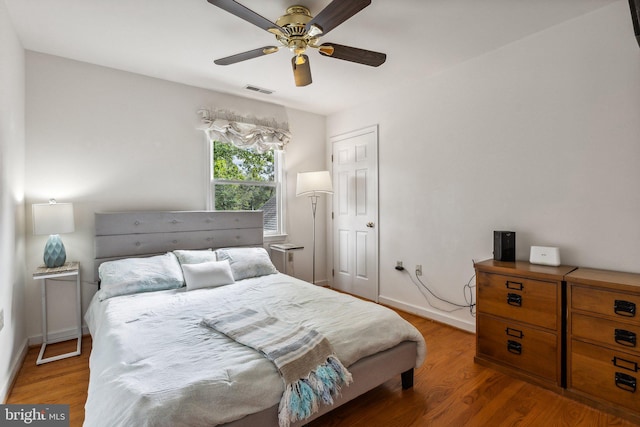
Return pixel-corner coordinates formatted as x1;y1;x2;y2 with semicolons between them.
84;273;426;427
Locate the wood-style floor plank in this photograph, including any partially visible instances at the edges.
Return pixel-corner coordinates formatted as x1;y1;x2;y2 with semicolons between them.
5;311;639;427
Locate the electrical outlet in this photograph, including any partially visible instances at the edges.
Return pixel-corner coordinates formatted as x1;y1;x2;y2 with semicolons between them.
0;309;4;332
416;265;423;276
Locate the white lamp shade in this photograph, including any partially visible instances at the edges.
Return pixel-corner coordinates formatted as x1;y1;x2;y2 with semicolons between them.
33;202;75;235
296;171;333;196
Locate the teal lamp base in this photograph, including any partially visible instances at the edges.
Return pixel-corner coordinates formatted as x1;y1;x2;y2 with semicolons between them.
43;234;67;268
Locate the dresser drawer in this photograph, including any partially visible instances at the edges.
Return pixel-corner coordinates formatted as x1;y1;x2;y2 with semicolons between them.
477;272;558;330
571;285;640;324
477;314;557;381
570;339;640;413
572;312;640;354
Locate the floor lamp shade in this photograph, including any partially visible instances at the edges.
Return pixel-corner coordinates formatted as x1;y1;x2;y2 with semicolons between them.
296;171;333;196
296;171;333;285
33;200;75;268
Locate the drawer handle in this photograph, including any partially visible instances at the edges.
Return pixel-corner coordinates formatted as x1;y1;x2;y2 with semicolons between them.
507;340;522;355
505;280;524;291
615;372;637;393
507;293;522;307
614;300;636;317
612;356;639;373
614;329;637;348
505;327;524;339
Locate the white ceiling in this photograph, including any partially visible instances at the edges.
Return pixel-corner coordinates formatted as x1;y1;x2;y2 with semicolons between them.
6;0;616;115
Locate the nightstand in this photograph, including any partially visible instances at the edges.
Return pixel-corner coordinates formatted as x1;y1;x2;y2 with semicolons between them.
270;243;304;277
32;262;82;365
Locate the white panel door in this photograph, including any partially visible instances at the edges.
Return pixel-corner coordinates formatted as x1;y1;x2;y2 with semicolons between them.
331;126;378;301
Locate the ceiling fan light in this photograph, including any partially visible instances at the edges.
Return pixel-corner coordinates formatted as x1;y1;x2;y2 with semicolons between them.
292;54;312;87
295;54;306;65
288;38;307;56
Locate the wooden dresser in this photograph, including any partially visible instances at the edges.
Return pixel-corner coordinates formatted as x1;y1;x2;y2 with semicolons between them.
566;268;640;423
474;260;576;390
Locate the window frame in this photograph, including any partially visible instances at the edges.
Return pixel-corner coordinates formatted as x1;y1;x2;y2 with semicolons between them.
207;139;286;240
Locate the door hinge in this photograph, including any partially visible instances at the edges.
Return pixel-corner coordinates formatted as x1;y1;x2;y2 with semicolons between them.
331;212;334;220
332;269;335;277
331;154;334;162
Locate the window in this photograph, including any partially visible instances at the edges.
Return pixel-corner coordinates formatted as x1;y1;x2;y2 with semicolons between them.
209;140;285;237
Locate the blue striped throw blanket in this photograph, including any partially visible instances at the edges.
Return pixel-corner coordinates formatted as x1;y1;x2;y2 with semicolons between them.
202;308;352;427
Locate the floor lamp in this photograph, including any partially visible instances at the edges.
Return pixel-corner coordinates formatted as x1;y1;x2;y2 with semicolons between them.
296;171;333;285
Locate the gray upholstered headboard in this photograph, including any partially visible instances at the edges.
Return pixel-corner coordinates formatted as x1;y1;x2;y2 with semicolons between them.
94;210;263;281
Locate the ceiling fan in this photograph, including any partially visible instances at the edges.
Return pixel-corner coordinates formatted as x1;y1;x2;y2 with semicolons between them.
206;0;387;86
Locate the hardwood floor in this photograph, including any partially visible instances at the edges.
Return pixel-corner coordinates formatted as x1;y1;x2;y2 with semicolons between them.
5;310;639;427
6;337;91;427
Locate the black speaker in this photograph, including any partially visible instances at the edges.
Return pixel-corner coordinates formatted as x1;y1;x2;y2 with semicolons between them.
494;231;516;262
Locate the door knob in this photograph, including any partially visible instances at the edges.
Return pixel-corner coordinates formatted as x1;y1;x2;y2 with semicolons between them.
366;222;375;228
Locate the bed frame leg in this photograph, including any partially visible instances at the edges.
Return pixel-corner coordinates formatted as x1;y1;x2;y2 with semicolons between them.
401;368;414;389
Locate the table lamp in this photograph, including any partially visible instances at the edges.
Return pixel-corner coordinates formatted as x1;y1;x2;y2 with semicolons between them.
296;171;333;284
32;199;75;268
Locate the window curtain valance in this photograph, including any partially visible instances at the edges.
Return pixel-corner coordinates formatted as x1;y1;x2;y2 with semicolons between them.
198;108;291;153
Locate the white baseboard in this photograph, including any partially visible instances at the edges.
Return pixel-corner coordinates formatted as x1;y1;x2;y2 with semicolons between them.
28;325;90;347
378;295;476;333
1;338;28;403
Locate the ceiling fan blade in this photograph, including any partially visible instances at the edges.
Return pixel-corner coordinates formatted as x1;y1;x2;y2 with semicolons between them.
206;0;284;34
214;46;279;65
306;0;371;36
318;43;386;67
291;55;312;87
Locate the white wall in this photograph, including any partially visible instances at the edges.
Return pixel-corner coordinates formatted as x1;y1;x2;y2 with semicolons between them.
284;109;332;284
17;1;640;345
0;0;27;401
24;53;326;340
327;2;640;331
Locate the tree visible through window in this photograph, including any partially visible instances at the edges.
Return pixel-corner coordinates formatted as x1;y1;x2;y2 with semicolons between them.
211;141;283;235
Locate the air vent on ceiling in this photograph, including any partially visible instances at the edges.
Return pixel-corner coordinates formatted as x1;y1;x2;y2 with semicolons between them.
244;85;274;95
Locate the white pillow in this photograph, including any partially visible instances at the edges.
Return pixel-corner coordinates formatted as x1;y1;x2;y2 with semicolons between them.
173;249;216;265
215;247;278;281
182;260;235;291
98;253;184;300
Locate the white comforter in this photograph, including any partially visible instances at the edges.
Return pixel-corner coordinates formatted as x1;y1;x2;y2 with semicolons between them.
84;273;426;427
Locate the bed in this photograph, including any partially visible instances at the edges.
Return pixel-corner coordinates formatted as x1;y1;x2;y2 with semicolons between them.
84;211;426;427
